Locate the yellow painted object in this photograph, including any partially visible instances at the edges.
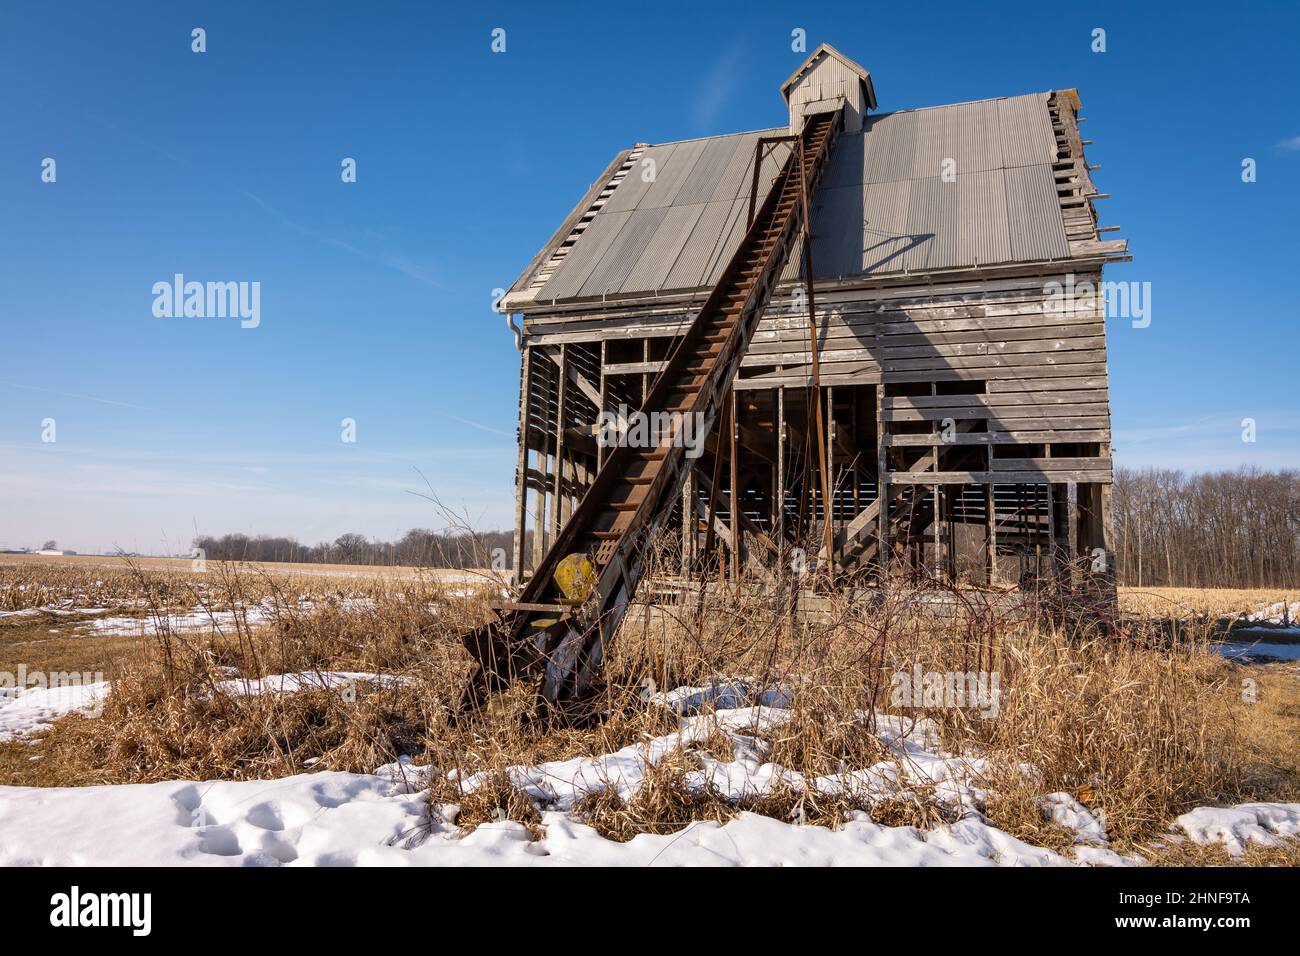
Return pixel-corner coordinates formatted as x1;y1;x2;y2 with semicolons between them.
554;553;597;606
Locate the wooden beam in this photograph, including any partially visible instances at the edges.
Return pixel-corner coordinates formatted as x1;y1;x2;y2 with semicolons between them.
512;346;533;582
550;344;568;537
776;386;786;541
729;389;740;583
984;482;997;586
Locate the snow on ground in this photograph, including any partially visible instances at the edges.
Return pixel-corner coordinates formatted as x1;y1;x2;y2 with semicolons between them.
2;677;1297;866
1213;599;1300;661
0;589;495;637
0;680;110;741
0;770;1110;867
0;606;112;620
84;606;277;636
1173;803;1300;855
1039;792;1109;845
217;671;408;696
0;671;396;742
648;678;794;714
1247;600;1300;627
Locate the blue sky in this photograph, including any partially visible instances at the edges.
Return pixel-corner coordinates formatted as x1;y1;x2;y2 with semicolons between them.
1;1;1297;554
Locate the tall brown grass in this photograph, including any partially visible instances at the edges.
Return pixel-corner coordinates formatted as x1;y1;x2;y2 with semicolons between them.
13;548;1291;856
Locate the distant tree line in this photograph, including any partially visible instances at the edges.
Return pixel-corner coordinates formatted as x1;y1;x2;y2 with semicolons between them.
193;468;1299;586
1113;467;1300;588
191;529;525;569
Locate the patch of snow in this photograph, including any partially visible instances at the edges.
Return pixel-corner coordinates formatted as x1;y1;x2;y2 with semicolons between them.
0;770;1075;867
1247;600;1299;626
0;680;110;740
217;671;406;697
1039;792;1109;845
648;678;793;715
0;671;399;742
84;605;278;637
0;606;112;620
0;760;1221;867
1173;803;1300;855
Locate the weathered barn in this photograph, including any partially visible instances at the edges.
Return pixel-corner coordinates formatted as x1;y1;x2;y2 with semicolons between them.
498;44;1126;602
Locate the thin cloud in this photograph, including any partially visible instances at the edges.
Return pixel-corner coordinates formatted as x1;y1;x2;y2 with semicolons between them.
691;45;746;130
0;380;158;412
435;411;514;439
1113;411;1300;471
87;112;441;290
240;191;442;288
1278;135;1300;151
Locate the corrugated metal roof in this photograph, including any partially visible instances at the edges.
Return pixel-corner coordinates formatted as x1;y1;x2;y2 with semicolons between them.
956;169;1012;266
1004;165;1070;261
662;198;741;291
578;206;669;297
523;92;1070;304
861;179;913;273
535;209;632;300
620;203;706;294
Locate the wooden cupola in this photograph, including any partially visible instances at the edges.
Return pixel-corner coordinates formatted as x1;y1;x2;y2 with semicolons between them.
780;42;877;135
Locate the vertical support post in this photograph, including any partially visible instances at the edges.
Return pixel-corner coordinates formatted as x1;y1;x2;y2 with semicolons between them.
935;486;946;574
512;345;533;584
876;381;890;577
797;138;834;570
550;344;568;538
826;386;836;557
701;391;731;579
1049;482;1071;584
851;389;860;518
1099;481;1116;595
950;489;958;582
1077;481;1118;603
984;482;998;587
1016;482;1027;582
533;355;555;568
641;338;649;406
597;340;608;472
729;389;741;584
532;471;547;569
945;486;957;583
681;466;695;577
1067;481;1080;588
776;386;786;543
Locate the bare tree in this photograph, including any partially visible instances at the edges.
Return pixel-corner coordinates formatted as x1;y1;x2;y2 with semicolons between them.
1113;467;1300;587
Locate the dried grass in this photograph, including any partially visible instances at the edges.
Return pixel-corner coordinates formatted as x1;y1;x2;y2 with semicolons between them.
5;551;1296;860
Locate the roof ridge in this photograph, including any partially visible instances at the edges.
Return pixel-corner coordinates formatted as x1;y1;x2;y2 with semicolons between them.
638;91;1054;148
870;90;1051;118
643;125;787;149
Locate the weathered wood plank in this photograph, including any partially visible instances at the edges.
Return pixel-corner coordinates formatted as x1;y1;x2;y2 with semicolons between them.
884;390;1104;409
886;430;1111;446
884;403;1109;422
888;469;1112;484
